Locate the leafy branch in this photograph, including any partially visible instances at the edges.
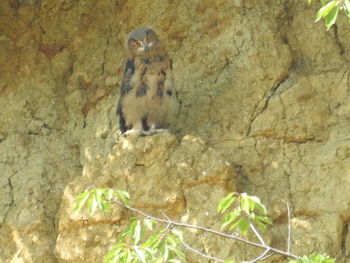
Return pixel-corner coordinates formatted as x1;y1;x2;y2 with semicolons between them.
307;0;350;30
74;188;335;263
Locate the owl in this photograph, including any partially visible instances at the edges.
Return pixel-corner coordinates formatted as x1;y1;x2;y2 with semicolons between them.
117;26;178;135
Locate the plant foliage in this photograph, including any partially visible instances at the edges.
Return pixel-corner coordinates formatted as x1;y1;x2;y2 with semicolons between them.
74;188;336;263
104;218;186;263
289;253;336;263
217;193;272;235
307;0;350;30
74;188;130;215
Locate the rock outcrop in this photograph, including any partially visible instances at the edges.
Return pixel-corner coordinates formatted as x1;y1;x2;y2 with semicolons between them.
56;129;235;262
1;0;350;262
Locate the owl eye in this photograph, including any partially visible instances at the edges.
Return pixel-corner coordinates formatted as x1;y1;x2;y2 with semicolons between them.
145;37;152;42
133;41;141;47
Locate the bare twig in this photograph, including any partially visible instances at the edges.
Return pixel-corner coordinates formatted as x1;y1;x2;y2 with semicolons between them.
180;238;225;262
161;211;171;220
259;253;274;261
113;200;301;260
250;223;266;246
247;249;270;263
165;222;174;233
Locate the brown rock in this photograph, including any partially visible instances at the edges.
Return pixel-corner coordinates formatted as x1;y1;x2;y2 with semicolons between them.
0;0;350;262
55;132;235;263
39;44;65;59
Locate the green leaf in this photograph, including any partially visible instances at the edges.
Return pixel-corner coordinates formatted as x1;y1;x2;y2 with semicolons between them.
101;201;111;212
87;194;98;215
143;218;156;231
75;190;91;200
128;218;137;239
133;246;147;263
167;244;186;262
116;190;131;205
217;193;236;213
106;189;114;200
165;234;179;247
112;242;128;249
162;244;170;261
240;193;250;214
237;218;250;236
116;189;130;199
103;250;116;262
254;218;267;232
228;217;243;231
253;215;272;232
255;215;272;225
308;253;335;263
95;189;104;210
144;233;162;248
325;5;339;30
315;1;337;22
74;191;91;212
247;196;256;211
344;0;350;19
128;254;137;263
119;189;130;198
253;200;267;215
134;220;142;245
344;0;350;11
143;247;155;259
221;210;241;230
224;259;235;263
171;229;184;241
288;253;335;263
129;219;142;245
121;248;127;263
104;247;124;263
120;225;131;240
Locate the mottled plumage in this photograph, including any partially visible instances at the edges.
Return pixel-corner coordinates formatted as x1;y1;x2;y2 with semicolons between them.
117;26;178;134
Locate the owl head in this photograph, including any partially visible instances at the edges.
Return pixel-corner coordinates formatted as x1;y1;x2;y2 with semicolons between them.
126;26;161;57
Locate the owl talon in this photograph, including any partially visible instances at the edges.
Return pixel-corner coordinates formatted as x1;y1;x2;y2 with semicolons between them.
123;129;143;136
147;128;169;135
149;125;168;133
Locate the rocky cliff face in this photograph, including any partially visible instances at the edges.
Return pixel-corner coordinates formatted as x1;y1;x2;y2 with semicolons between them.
1;0;350;262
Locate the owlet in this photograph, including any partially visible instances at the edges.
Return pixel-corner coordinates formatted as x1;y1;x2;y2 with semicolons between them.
116;26;178;134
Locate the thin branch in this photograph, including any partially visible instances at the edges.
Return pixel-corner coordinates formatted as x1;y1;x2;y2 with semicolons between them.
250;223;266;246
165;222;174;233
113;200;301;260
161;211;171;220
287;202;292;253
247;249;270;263
259;253;274;261
180;238;225;263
